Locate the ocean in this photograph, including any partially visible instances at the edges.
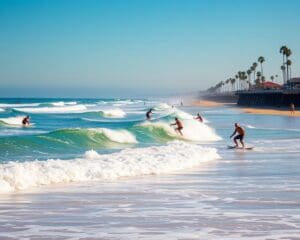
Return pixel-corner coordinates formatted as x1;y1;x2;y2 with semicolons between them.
0;98;299;239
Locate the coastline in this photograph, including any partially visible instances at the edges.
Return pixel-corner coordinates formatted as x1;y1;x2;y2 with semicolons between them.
241;107;300;117
192;99;300;117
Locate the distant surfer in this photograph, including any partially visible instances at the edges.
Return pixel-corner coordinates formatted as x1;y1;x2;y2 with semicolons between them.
171;117;183;136
146;108;153;120
195;113;203;122
230;123;245;148
22;115;30;126
290;102;295;115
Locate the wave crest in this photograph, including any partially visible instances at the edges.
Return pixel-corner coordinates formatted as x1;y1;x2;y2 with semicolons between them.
139;120;221;142
99;108;126;118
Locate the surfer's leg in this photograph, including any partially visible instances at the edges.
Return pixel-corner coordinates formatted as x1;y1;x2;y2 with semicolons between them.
240;135;245;148
233;136;238;147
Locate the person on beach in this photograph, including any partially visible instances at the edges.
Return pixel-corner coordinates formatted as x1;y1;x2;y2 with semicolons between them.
230;123;245;148
146;108;153;120
290;103;295;115
195;113;203;122
171;117;184;136
22;115;30;126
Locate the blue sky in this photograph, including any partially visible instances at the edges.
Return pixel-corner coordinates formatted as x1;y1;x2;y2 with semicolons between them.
0;0;300;97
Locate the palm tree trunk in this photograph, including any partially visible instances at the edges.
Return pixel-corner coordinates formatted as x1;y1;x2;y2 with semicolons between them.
282;69;285;84
286;62;289;83
282;54;286;84
261;64;263;77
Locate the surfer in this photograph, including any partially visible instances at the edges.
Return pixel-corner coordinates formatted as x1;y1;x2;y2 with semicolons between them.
146;108;153;120
22;115;30;126
195;113;203;122
171;117;183;136
230;123;245;148
290;102;295;115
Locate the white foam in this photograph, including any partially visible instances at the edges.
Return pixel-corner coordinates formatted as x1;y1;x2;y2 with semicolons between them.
101;108;126;118
14;105;87;114
0;141;220;192
154;103;173;111
140;120;221;142
0;103;40;108
0;116;25;126
245;124;256;129
51;101;77;106
0;108;4;112
175;109;194;119
92;128;137;143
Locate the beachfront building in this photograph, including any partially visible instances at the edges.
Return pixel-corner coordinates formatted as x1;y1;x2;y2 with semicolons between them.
288;78;300;89
261;81;282;90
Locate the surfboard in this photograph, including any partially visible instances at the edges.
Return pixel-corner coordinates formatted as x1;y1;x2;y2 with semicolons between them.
228;145;253;150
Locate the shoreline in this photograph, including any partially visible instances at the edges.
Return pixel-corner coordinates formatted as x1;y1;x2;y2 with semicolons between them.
192;99;300;117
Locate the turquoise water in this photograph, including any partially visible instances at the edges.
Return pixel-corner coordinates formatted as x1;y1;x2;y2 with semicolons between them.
0;98;299;239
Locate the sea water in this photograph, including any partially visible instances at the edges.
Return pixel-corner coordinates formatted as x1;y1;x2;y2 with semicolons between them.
0;98;299;239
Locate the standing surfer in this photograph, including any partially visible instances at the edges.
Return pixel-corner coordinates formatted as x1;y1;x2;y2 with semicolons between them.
195;113;203;122
171;117;184;136
230;123;245;148
22;115;30;126
146;108;153;120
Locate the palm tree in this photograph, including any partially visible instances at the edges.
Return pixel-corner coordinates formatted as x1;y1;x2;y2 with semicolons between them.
234;74;238;90
281;65;286;84
225;79;229;92
258;56;265;77
255;71;261;88
252;62;258;83
280;45;287;66
286;59;292;85
237;71;247;90
280;46;292;84
230;78;235;91
285;49;292;82
270;75;274;82
247;69;252;87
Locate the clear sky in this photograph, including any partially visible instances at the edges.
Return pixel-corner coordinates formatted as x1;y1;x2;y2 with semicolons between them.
0;0;300;97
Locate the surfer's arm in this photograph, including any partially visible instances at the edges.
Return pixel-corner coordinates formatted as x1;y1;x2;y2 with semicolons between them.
230;130;236;138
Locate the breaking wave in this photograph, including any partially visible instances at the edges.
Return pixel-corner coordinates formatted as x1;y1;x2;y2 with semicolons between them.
138;120;221;142
0;116;26;126
0;141;220;192
99;108;126;118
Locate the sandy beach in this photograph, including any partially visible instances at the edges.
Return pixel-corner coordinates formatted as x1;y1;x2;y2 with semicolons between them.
192;100;233;107
242;107;300;117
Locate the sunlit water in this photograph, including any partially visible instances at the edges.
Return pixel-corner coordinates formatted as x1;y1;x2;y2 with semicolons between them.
0;98;299;239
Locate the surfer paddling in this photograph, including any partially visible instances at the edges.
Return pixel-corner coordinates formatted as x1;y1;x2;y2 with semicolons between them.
230;123;245;148
22;115;30;126
146;108;153;120
171;117;183;136
195;113;203;122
